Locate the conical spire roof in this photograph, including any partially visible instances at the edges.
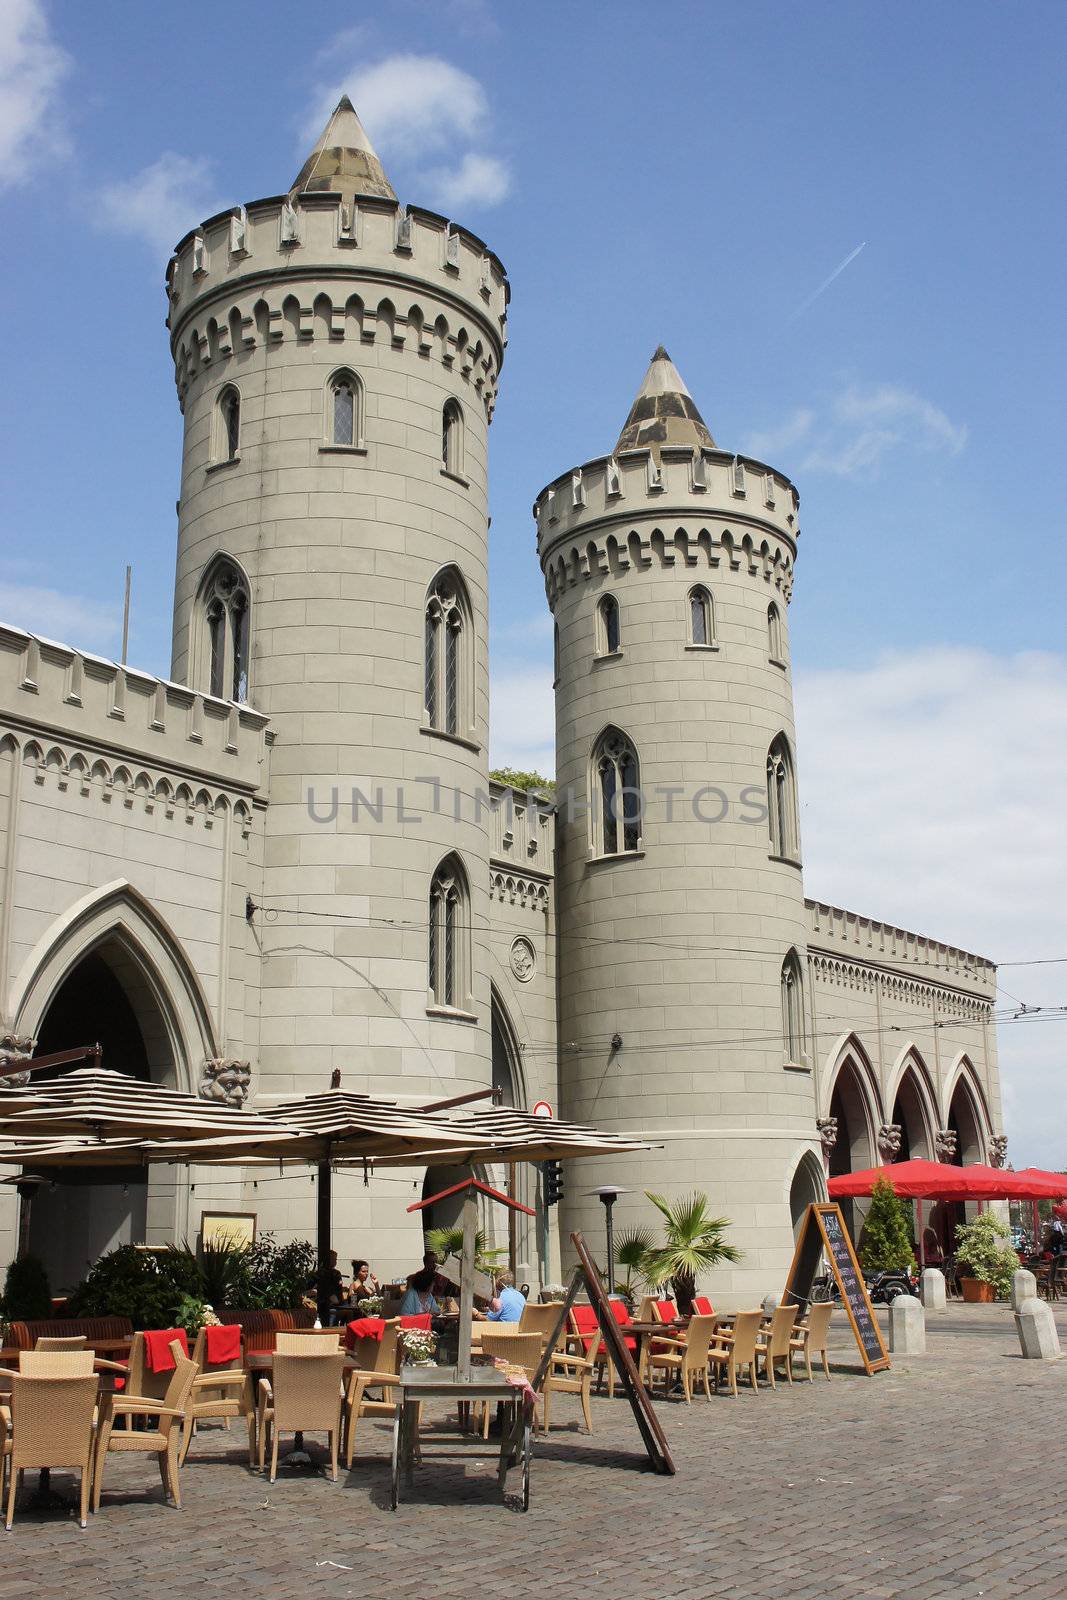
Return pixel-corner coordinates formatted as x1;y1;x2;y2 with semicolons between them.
614;346;716;457
291;95;396;204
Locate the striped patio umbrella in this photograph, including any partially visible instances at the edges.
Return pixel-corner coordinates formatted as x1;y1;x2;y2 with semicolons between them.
363;1105;653;1167
0;1066;298;1145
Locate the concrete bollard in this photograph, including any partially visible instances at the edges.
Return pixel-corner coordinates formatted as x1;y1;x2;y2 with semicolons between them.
1012;1269;1038;1312
921;1268;947;1311
761;1294;779;1316
1014;1297;1061;1361
888;1294;926;1354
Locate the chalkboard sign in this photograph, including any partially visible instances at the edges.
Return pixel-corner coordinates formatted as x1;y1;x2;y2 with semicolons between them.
782;1203;890;1376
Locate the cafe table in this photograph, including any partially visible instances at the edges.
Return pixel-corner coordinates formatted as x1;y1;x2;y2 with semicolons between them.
391;1363;531;1512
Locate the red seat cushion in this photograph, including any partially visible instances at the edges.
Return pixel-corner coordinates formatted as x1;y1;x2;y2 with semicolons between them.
693;1296;715;1317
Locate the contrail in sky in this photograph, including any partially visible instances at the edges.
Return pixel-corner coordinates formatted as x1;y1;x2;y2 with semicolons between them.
791;241;867;320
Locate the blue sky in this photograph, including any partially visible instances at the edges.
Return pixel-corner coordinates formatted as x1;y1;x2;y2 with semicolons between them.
1;0;1064;1162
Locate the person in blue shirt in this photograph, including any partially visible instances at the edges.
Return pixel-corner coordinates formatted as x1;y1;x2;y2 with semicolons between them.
398;1267;441;1317
481;1270;526;1323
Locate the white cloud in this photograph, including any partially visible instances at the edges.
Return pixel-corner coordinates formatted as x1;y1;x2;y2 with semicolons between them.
744;384;966;478
95;153;220;256
306;50;510;212
0;581;119;652
0;0;70;187
490;665;554;776
796;645;1067;1167
424;150;510;209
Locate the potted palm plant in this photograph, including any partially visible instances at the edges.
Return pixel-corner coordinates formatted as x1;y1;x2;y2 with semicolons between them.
614;1227;655;1310
641;1192;742;1316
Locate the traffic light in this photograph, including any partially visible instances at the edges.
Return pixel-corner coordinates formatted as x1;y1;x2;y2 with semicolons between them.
543;1159;564;1207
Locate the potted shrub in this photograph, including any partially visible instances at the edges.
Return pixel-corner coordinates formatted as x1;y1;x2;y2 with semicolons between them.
858;1177;917;1274
641;1192;742;1316
954;1213;1018;1302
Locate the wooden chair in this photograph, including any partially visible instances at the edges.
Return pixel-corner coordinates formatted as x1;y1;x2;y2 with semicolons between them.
4;1374;98;1530
693;1296;715;1318
789;1302;833;1380
180;1327;255;1466
755;1305;799;1388
708;1309;763;1397
275;1329;342;1352
34;1336;88;1352
344;1320;403;1465
647;1314;717;1403
93;1344;198;1512
519;1303;594;1432
257;1352;346;1483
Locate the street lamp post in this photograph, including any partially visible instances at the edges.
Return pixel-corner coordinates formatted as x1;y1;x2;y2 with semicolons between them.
586;1185;628;1294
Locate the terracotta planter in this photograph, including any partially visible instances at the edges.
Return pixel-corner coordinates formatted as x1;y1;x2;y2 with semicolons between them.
960;1277;996;1304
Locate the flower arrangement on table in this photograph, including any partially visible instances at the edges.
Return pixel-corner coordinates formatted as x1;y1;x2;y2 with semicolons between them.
399;1327;438;1366
356;1293;383;1316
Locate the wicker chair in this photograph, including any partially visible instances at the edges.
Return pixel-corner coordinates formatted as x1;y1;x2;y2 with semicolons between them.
19;1350;95;1377
93;1344;198;1512
122;1329;190;1426
708;1309;763;1397
257;1352;346;1483
788;1302;834;1380
3;1374;98;1530
180;1327;255;1467
519;1303;594;1432
343;1320;402;1466
755;1305;799;1388
647;1314;718;1403
478;1330;544;1437
34;1336;88;1352
275;1329;342;1353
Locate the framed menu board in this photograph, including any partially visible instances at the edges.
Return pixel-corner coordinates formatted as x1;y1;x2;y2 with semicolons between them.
783;1203;890;1376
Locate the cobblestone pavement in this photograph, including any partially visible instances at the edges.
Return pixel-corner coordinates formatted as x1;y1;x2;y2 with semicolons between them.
3;1304;1066;1600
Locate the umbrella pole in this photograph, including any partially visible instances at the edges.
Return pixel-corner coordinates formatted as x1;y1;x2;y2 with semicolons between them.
316;1157;332;1325
917;1199;924;1272
457;1186;477;1382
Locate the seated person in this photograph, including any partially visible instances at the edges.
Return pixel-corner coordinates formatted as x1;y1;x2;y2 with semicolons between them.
349;1258;382;1303
409;1248;458;1302
474;1270;526;1323
399;1267;441;1318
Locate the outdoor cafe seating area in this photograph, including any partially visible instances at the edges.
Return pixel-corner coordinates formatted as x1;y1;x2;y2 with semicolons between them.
0;1287;839;1530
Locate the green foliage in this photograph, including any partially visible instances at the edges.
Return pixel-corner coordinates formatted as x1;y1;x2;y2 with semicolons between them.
859;1177;917;1273
172;1293;211;1337
239;1235;316;1310
954;1212;1019;1299
642;1192;742;1315
66;1245;183;1329
489;767;556;798
424;1225;506;1278
614;1227;655;1305
188;1236;253;1307
1;1255;53;1320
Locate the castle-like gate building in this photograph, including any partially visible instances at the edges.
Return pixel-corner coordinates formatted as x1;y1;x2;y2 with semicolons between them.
0;102;1003;1301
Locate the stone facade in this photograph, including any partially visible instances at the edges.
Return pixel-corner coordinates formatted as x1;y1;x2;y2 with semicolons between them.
0;103;1002;1300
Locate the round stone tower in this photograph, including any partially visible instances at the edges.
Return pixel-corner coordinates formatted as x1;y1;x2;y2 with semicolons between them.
165;101;508;1257
536;349;819;1302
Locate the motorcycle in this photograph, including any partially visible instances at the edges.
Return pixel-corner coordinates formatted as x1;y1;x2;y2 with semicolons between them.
865;1268;919;1304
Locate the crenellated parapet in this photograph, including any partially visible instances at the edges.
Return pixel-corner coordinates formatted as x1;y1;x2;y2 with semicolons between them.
167;194;509;419
0;624;269;797
534;447;799;608
805;898;997;1000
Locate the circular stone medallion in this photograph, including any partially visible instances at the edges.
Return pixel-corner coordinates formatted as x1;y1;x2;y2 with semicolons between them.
509;936;536;983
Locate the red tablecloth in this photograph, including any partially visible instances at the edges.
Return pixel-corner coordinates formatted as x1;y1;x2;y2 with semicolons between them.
144;1327;190;1373
205;1324;241;1365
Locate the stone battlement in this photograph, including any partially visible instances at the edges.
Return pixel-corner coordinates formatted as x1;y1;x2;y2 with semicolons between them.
167;194;508;416
534;446;799;575
0;625;269;794
487;778;554;876
805;897;997;999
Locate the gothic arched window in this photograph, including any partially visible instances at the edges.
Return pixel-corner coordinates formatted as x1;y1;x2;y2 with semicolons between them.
768;602;784;663
217;385;240;462
197;556;251;701
428;854;470;1011
591;726;641;857
596;594;621;656
442;399;464;476
781;949;806;1065
424;568;473;738
767;734;800;861
327;369;363;448
688;585;714;647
